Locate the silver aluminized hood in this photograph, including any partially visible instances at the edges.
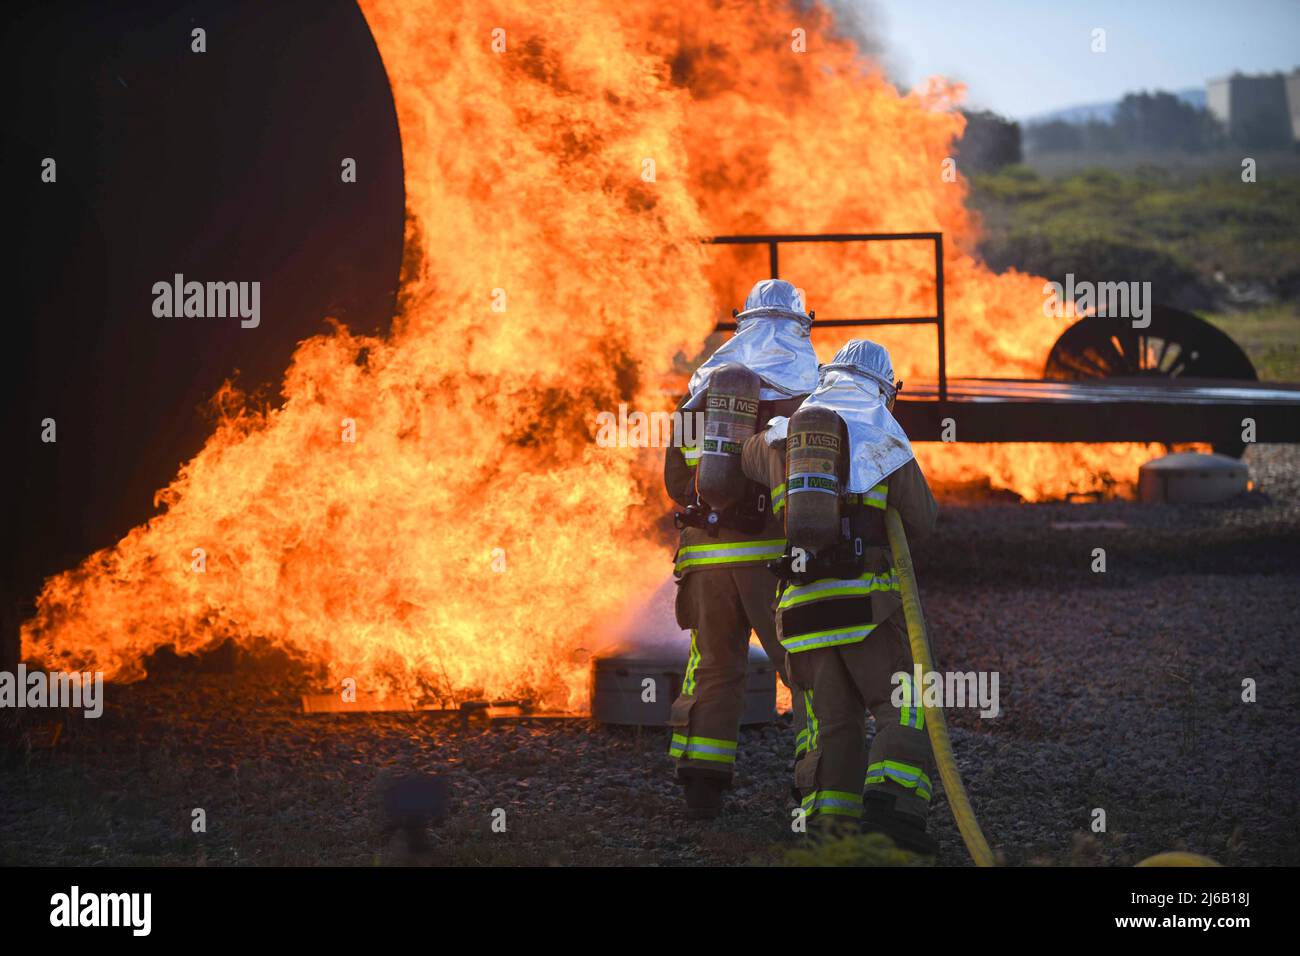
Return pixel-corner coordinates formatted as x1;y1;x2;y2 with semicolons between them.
685;280;819;407
767;339;914;493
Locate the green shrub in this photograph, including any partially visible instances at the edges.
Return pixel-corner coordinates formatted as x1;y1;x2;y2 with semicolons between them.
779;831;930;867
969;165;1300;306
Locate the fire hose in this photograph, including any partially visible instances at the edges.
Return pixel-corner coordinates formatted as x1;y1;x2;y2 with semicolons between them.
885;506;997;867
886;506;1221;869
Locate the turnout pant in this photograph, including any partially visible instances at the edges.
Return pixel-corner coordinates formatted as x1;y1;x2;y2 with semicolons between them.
787;613;934;821
669;566;806;778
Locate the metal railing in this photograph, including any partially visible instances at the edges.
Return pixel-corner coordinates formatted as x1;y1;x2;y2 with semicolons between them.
707;232;947;402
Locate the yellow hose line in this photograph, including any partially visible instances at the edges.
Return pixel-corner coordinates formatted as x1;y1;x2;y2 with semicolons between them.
1135;852;1220;867
886;507;996;867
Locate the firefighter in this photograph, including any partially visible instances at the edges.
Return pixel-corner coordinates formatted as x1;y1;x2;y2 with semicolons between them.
664;279;818;819
740;339;940;854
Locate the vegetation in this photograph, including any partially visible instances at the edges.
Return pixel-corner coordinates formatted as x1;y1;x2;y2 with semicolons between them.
778;830;929;867
1204;304;1300;381
955;109;1022;174
1025;92;1227;155
968;164;1300;349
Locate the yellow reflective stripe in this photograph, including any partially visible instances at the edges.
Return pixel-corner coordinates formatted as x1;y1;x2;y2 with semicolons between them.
678;539;787;555
669;733;738;763
899;671;925;731
801;789;863;817
777;571;899;610
674;539;787;572
683;629;700;695
676;552;784;571
802;790;863;805
676;738;738;749
781;623;875;653
771;482;788;514
682;445;701;468
866;760;933;799
846;483;889;509
803;689;819;752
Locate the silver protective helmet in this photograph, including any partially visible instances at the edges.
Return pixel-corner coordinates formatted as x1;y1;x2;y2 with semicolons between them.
818;338;898;401
768;339;914;493
734;279;814;329
686;279;818;406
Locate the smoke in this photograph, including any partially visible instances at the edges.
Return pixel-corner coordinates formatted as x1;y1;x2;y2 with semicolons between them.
818;0;918;95
818;0;907;81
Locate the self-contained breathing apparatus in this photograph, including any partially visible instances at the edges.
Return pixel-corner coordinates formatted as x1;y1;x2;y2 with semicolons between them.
674;486;772;537
674;363;773;537
767;405;889;584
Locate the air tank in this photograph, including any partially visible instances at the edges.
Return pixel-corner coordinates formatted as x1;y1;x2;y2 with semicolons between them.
695;363;762;510
784;405;845;554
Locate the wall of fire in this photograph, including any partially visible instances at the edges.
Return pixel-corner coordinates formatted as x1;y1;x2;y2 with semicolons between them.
2;0;407;669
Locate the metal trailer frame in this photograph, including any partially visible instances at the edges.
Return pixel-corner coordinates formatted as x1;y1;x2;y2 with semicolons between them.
710;231;948;402
707;232;1300;447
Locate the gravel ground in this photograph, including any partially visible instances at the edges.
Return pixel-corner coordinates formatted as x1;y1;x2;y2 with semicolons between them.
2;444;1298;866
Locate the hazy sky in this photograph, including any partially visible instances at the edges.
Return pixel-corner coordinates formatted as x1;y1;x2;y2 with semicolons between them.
868;0;1300;118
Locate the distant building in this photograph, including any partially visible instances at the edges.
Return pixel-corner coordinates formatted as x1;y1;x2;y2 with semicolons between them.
1206;71;1298;145
1288;70;1300;141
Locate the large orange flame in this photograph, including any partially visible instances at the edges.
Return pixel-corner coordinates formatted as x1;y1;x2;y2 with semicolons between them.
21;0;1169;706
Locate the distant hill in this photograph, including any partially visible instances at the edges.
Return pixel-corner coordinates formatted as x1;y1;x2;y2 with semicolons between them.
1022;88;1207;126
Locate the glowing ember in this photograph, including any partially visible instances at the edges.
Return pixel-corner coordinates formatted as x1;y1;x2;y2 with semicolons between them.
22;0;1171;706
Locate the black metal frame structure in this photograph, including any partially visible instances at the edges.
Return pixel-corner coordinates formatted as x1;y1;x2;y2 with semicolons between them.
708;232;947;401
703;231;1300;449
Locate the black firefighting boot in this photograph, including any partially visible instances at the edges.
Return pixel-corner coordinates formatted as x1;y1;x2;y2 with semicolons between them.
679;769;728;820
861;791;938;857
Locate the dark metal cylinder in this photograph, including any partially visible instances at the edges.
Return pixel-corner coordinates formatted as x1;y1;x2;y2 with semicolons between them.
785;405;844;555
696;363;761;510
